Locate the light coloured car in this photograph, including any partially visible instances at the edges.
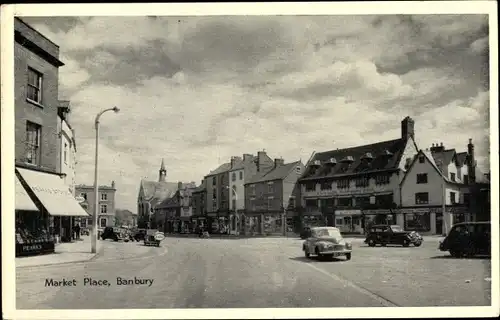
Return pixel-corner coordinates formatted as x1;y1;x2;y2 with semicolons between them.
302;227;352;260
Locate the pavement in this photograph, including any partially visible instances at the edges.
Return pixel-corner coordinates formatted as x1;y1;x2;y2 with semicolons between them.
16;236;491;309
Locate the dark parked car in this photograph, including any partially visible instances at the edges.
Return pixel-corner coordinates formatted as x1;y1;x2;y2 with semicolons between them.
101;227;128;242
300;226;312;239
439;222;491;258
365;225;423;247
133;228;147;242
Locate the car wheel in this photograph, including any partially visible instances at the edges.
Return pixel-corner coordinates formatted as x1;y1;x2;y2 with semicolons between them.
368;239;376;247
450;250;463;258
315;247;322;258
345;253;352;261
414;241;422;247
403;240;410;247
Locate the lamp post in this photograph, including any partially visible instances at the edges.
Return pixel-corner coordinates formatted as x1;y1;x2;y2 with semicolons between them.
91;106;120;254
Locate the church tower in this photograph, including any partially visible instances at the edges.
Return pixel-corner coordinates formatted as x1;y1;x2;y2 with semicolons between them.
159;158;167;182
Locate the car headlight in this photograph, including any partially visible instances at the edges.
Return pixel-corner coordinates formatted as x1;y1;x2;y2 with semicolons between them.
346;242;352;249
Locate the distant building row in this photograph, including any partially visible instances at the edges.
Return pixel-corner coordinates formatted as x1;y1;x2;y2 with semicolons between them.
137;118;491;236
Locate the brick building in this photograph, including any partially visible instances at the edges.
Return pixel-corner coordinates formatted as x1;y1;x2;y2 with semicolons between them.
14;18;89;256
154;182;197;233
75;181;117;229
191;181;207;230
244;159;305;236
298;117;419;234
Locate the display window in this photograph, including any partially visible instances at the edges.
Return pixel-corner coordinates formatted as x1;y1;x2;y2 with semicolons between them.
404;213;431;232
263;215;282;234
16;210;54;256
244;216;260;234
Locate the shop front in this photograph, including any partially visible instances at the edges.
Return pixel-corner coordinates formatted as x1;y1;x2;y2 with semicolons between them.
15;168;90;257
242;214;261;235
363;209;396;232
334;210;363;234
400;206;469;235
262;213;284;236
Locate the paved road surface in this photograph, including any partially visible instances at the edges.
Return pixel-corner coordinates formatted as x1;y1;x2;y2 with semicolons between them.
16;237;491;309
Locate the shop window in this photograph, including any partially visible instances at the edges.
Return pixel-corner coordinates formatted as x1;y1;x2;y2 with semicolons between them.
239;171;243;180
101;193;107;201
305;182;316;192
415;192;429;204
450;173;456;182
99;218;107;228
337;197;352;207
320;181;332;190
27;67;43;104
335;218;343;225
25;121;41;165
416;173;428;184
404;213;431;232
100;204;107;213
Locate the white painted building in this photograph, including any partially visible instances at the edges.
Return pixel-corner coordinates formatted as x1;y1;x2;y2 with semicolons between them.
400;139;476;235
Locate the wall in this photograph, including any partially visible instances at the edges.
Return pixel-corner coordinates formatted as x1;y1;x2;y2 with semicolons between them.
59;117;76;195
205;174;218;213
229;169;245;210
14;21;61;172
397;138;419;173
401;155;466;207
75;185;116;226
283;163;305;208
245;179;284;213
301;171;401;206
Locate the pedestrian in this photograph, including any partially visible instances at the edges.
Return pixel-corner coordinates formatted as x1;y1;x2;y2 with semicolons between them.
75;224;81;240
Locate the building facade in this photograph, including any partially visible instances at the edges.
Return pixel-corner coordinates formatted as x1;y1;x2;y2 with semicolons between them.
115;209;138;228
14;18;89;256
75;181;117;229
244;159;305;236
298;116;419;234
154;182;197;233
191;182;207;230
204;151;274;234
137;159;180;228
400;139;487;235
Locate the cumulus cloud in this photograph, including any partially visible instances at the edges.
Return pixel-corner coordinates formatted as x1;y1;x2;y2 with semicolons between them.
21;15;491;211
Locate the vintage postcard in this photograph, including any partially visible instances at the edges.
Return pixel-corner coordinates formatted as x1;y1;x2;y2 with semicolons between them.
1;1;498;319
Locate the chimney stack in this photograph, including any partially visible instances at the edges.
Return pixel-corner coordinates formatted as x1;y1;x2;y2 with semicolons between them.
274;158;285;168
178;181;183;190
467;138;476;183
401;116;415;141
243;154;253;162
111;180;115;189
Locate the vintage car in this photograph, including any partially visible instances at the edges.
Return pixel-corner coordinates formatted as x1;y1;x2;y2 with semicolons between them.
439;221;491;258
302;227;352;260
101;227;129;242
364;224;423;247
300;226;312;239
133;228;147;242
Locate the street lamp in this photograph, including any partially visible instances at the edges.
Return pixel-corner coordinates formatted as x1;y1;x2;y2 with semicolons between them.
91;106;120;254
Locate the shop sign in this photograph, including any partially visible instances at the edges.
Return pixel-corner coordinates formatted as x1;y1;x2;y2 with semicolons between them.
401;208;430;214
363;209;393;215
22;244;42;251
335;210;361;216
31;186;72;196
305;185;394;197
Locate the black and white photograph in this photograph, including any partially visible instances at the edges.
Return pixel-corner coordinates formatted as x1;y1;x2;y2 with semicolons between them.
1;2;498;319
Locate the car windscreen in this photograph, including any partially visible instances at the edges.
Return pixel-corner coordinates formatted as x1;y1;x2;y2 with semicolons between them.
390;225;403;232
313;229;342;239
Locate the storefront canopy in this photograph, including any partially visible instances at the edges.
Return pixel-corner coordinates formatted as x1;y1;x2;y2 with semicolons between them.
16;168;90;217
15;175;38;211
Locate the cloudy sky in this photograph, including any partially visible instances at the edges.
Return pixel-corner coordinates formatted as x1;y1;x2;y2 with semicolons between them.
22;14;490;212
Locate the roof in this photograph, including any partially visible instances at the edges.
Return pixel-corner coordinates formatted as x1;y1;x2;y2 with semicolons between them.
156;184;197;209
475;166;490;183
192;185;206;193
400;149;453;186
431;149;456;167
299;138;409;181
230;155;257;171
140;180;179;206
455;152;468;166
246;161;301;184
206;162;231;176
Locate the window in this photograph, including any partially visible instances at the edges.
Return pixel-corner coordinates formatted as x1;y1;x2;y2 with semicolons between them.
64;143;68;164
25;121;41;165
416;173;428;184
267;197;273;210
375;194;393;207
355;177;369;188
212;200;217;212
267;182;274;193
450;173;456;182
288;197;295;209
463;193;471;206
335;218;343;226
463;175;469;185
27;67;43;104
101;193;107;201
212;177;216;186
232;172;236;182
239;171;243;180
337;197;352;207
296;166;302;174
251;184;256;195
356;196;370;207
375;175;390;185
79;193;87;200
232;199;236;210
449;192;456;204
337;179;350;189
305;182;316;191
415;192;429;204
100;204;107;213
99;218;107;228
418;156;425;163
305;199;318;208
320;181;332;190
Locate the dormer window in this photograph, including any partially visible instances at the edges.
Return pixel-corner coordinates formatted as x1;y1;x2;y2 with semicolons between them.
361;152;374;161
296;166;301;174
326;157;337;166
310;160;321;167
341;156;354;163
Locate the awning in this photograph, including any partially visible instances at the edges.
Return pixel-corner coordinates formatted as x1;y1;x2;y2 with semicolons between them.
16;168;90;217
15;176;38;211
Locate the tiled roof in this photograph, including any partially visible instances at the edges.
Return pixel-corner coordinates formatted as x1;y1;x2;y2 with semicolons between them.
456;152;468;166
431;149;456;167
206;162;231;176
246;161;301;184
140;180;179;206
299;138;408;181
156;184;197;208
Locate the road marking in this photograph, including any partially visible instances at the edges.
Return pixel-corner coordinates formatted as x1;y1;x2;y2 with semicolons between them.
288;255;399;307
